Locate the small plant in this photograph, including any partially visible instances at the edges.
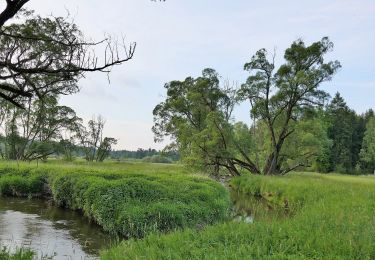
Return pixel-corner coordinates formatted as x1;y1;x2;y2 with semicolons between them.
0;247;34;260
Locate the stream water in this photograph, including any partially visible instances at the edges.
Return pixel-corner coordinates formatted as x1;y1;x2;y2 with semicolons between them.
0;191;271;259
230;190;289;222
0;197;117;259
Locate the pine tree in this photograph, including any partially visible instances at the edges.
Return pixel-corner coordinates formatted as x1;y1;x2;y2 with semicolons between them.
327;93;355;173
360;117;375;173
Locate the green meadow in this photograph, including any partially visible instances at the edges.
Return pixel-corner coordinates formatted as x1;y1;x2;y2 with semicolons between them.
1;161;375;259
103;172;375;259
0;1;374;260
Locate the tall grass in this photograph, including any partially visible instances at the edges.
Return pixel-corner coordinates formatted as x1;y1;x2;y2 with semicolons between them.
0;247;34;260
0;161;230;238
102;173;375;259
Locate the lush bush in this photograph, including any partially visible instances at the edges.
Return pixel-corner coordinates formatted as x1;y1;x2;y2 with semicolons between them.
103;173;375;259
0;167;47;197
0;161;229;238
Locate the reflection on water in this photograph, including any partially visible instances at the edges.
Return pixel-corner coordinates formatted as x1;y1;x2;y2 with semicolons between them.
230;190;289;222
0;198;118;259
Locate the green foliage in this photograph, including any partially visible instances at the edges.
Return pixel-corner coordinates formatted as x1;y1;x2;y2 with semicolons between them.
0;12;82;107
0;96;80;161
0;161;229;238
0;168;46;197
103;173;375;259
360;117;375;172
110;148;179;161
327;93;357;172
238;37;340;174
154;38;341;176
0;247;34;260
76;115;117;162
323;93;372;174
282;110;332;172
153;68;237;176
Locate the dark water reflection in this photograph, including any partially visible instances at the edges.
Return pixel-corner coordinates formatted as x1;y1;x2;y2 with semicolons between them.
0;198;118;259
230;190;290;223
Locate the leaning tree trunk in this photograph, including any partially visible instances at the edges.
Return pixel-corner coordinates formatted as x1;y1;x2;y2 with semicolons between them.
263;152;279;175
263;140;285;175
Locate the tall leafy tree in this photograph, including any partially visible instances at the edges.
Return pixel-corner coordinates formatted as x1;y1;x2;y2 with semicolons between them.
153;68;240;176
238;37;340;175
0;95;80;160
154;38;341;176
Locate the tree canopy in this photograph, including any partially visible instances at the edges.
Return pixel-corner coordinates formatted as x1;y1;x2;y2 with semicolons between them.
154;37;343;176
0;1;136;107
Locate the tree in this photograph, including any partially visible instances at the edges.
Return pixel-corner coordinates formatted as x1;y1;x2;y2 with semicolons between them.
153;38;341;176
360;117;375;173
281;109;331;173
76;115;117;162
238;37;340;175
153;69;239;176
0;0;164;27
326;92;362;173
0;11;135;108
58;138;76;161
0;0;30;28
96;137;118;162
0;95;80;160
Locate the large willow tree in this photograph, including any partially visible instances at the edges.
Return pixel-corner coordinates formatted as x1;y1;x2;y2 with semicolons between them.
238;37;341;175
154;37;341;176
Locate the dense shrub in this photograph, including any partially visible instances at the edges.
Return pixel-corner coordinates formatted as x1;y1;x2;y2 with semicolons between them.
0;168;47;197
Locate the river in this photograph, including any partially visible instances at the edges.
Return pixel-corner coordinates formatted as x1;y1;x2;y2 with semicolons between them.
0;197;117;259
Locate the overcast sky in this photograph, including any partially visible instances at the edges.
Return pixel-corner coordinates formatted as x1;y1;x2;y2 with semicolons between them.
25;0;375;150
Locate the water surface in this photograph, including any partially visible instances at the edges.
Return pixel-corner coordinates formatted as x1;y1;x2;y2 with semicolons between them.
0;198;117;259
230;190;290;222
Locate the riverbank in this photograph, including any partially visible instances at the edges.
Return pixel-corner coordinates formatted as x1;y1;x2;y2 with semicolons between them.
103;173;375;259
0;161;230;240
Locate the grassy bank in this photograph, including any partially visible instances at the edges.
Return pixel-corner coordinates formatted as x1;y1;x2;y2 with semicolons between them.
0;161;229;238
103;173;375;259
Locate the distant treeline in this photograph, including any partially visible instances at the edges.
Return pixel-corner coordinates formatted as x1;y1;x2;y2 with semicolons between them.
0;95;179;164
110;148;180;162
317;93;374;174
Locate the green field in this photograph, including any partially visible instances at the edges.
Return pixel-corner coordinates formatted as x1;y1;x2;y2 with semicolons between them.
2;161;375;259
103;172;375;259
